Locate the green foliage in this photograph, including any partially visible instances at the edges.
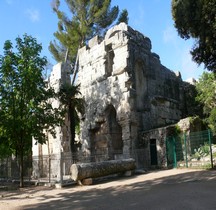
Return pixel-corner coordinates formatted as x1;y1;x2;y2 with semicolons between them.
59;83;84;153
174;125;181;135
196;72;216;133
0;128;13;159
193;142;210;160
167;125;182;137
183;81;203;117
49;0;129;65
117;9;129;25
75;123;81;135
172;0;216;72
208;108;216;133
213;150;216;158
0;34;63;186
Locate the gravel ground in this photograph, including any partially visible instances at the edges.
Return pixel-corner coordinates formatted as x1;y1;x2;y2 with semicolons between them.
0;168;216;210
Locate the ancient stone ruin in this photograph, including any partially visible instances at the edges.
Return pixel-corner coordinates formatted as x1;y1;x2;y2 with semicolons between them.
32;23;197;179
77;23;194;164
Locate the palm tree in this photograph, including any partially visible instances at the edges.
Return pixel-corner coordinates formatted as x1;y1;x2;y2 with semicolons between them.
59;84;85;160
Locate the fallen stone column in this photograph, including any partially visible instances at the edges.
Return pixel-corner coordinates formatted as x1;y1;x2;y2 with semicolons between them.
70;158;136;182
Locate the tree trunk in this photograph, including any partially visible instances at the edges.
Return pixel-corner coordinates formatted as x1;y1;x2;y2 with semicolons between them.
69;104;77;163
19;149;24;188
47;133;51;183
70;158;136;181
72;53;79;85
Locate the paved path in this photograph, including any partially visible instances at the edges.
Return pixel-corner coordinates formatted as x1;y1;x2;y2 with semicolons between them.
0;169;216;210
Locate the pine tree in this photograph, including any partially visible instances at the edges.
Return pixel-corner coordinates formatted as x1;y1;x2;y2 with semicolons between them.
49;0;128;153
49;0;128;69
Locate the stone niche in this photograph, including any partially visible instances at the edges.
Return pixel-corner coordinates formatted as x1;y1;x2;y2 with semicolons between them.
90;105;123;161
76;23;195;167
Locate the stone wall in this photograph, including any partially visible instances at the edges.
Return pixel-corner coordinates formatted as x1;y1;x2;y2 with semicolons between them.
31;23;199;174
77;23;189;164
139;117;206;169
32;62;71;179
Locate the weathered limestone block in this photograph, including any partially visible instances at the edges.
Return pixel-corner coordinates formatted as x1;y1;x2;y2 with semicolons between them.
105;22;128;40
70;158;136;181
75;22;198;169
88;35;99;48
177;118;191;131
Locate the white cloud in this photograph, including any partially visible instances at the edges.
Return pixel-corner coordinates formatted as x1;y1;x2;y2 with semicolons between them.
26;8;40;22
163;26;178;44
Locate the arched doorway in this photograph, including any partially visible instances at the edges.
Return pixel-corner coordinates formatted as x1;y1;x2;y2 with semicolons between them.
90;105;123;161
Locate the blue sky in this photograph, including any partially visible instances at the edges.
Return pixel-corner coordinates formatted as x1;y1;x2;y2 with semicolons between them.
0;0;205;81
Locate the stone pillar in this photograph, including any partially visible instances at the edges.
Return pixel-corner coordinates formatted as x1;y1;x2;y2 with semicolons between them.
121;121;132;158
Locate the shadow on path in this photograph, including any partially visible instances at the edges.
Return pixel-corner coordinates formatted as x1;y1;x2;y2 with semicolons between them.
2;169;216;210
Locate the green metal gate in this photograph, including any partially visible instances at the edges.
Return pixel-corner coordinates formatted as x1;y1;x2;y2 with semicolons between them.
166;130;214;169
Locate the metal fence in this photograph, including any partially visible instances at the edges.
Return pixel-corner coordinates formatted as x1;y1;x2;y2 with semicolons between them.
0;148;150;183
0;155;32;180
166;130;215;169
31;149;148;183
2;130;213;183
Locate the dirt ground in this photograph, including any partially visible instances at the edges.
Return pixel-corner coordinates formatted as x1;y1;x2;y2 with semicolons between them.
0;168;216;210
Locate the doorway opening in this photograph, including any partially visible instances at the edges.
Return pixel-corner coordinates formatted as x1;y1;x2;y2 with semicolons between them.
150;139;158;165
